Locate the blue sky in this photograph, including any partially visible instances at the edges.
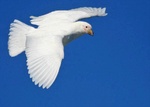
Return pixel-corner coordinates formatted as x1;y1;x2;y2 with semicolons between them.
0;0;150;107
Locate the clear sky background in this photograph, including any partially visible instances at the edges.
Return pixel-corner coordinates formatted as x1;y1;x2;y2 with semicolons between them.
0;0;150;107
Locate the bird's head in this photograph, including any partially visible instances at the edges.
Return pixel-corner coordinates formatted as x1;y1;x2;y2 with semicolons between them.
75;21;94;36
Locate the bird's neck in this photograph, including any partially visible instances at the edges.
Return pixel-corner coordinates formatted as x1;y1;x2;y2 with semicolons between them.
70;22;85;35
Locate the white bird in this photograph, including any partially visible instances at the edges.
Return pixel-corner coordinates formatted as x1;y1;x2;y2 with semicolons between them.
8;7;107;89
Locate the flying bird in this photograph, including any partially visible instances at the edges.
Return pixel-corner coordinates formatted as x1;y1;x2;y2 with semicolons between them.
8;7;107;89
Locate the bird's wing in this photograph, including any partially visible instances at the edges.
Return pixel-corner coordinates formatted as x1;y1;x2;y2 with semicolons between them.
68;7;107;21
26;35;64;89
30;7;107;26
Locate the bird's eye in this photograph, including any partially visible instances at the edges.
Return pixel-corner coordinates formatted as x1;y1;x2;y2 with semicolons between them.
85;26;88;28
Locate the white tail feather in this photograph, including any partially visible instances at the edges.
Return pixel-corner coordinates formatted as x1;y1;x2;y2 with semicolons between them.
8;20;34;57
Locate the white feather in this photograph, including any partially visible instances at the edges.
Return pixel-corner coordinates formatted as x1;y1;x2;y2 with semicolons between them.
30;7;107;27
26;35;64;88
8;20;34;57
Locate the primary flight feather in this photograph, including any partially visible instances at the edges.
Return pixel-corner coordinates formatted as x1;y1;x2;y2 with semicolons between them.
8;7;107;89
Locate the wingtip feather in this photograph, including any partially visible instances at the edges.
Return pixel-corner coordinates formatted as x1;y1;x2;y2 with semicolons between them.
98;7;108;16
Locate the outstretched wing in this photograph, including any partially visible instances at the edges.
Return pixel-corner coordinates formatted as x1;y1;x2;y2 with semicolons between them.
30;7;107;26
69;7;107;21
26;35;64;89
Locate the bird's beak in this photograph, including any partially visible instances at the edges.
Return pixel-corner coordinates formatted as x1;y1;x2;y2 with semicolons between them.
87;29;94;36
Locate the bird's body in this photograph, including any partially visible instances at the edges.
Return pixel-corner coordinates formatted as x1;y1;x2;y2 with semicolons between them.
8;7;107;89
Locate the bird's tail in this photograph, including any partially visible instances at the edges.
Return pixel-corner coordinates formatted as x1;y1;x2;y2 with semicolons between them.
8;19;34;57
